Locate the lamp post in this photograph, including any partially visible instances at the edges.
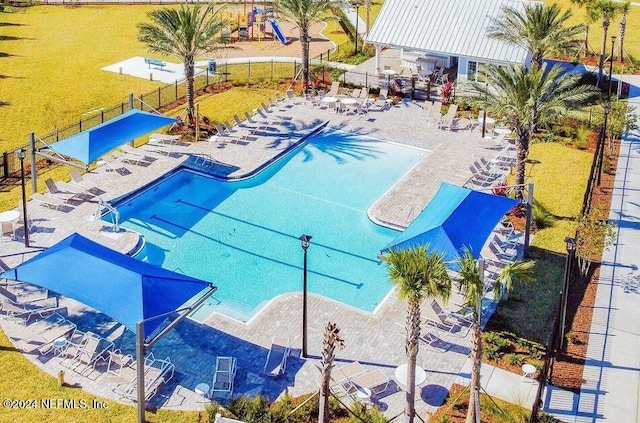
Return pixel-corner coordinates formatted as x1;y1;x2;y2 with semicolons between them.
559;237;576;351
481;83;488;139
17;148;29;248
353;1;361;55
299;234;312;358
596;102;611;186
608;36;616;100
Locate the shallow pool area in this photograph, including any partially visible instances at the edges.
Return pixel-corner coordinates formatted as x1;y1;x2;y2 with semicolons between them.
111;130;427;322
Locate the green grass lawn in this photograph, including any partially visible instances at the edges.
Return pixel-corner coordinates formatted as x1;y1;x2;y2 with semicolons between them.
545;0;640;62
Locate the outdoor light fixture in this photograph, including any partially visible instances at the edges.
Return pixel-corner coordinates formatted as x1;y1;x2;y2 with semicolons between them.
299;234;312;358
608;36;617;100
559;236;577;350
353;1;363;55
17;148;29;247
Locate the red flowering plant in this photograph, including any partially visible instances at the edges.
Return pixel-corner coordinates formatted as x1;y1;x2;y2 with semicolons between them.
439;81;455;106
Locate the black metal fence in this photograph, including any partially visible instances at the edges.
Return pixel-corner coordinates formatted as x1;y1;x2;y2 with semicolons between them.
0;43;356;181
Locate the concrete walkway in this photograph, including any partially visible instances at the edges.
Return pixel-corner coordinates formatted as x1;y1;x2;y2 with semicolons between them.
543;76;640;422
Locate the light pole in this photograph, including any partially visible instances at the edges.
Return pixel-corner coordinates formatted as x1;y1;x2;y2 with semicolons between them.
559;237;576;351
353;1;361;55
597;102;611;186
299;234;312;358
17;148;29;248
608;36;616;100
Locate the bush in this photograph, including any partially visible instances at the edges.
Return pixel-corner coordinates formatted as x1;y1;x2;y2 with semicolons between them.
574;126;590;150
228;395;271;423
348;401;387;423
532;199;556;230
483;332;510;361
506;353;524;366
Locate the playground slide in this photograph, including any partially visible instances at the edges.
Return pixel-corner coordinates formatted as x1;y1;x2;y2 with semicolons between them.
269;18;288;45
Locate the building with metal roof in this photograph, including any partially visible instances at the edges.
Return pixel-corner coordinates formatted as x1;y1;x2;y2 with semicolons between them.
365;0;539;82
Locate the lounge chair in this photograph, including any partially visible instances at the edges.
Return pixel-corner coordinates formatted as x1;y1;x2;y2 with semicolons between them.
488;240;517;262
349;88;361;98
20;317;77;354
112;354;174;401
371;88;389;111
263;336;290;377
44;178;79;202
0;295;59;325
106;349;134;378
342;369;390;398
30;193;71;211
120;144;161;162
64;331;114;373
210;356;237;397
324;81;340;97
427;101;443;125
233;114;245;127
148;133;182;145
286;89;295;104
422;300;468;336
335;361;366;383
437;104;458;130
261;102;272;113
9;312;67;341
69;170;98;192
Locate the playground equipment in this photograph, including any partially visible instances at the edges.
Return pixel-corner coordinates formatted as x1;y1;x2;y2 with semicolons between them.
225;1;284;43
269;18;287;44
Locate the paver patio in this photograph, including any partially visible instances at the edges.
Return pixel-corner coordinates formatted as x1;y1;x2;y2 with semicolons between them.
0;97;517;418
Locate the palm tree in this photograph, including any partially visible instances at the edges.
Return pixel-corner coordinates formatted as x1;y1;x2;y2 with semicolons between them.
381;246;451;423
617;1;631;62
487;3;585;67
319;322;344;423
455;249;535;423
138;3;227;129
277;0;339;93
467;64;599;199
571;0;628;87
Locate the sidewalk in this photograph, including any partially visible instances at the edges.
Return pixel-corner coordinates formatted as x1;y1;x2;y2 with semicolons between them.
543;76;640;422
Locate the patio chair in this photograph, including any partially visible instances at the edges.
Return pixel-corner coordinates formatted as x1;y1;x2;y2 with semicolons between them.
422;300;465;335
44;178;79;202
359;87;370;102
349;88;361;98
488;240;517;262
21;317;77;354
120;144;161;162
419;326;446;351
261;102;272;113
30;193;71;211
286;89;295;104
9;312;67;341
112;354;174;402
275;93;285;103
451;117;473;131
426;101;443;125
106;349;134;378
371;88;389;111
233;114;245;127
210;356;237;397
224;120;237;133
334;361;367;383
65;331;114;373
342;369;390;398
431;67;444;82
263;336;290;377
148;133;182;145
325;81;340;97
0;295;58;325
437;104;458;130
69;170;98;192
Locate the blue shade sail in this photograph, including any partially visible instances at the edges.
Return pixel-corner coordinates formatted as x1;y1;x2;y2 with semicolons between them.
383;182;519;267
0;233;213;334
47;109;177;165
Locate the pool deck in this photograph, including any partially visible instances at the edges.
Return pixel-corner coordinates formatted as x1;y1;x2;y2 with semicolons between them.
0;97;528;418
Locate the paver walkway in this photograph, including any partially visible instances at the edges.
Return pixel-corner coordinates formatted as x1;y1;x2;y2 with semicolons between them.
543;76;640;422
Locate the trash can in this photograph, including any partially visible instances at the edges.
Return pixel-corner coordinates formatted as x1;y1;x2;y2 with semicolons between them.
208;59;217;74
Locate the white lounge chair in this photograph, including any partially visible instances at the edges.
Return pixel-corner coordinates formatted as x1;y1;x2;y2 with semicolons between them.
324;81;340;97
210;356;237;397
0;295;59;324
263;336;290;377
30;193;71;211
342;369;390;398
44;178;79;202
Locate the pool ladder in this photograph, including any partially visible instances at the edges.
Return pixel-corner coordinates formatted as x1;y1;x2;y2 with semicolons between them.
96;198;120;232
190;153;216;168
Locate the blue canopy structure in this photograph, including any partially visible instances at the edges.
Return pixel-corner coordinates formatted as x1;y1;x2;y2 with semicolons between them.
383;182;519;266
0;233;213;334
47;109;177;165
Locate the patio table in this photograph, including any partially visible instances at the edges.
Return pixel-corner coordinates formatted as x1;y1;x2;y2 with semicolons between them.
394;363;427;386
0;210;19;241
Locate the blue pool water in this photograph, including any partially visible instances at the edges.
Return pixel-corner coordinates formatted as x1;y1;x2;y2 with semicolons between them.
112;131;427;322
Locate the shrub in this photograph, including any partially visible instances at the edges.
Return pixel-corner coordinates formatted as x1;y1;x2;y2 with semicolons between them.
483;332;510;361
506;353;524;366
574;126;590;150
532;199;556;230
348;401;387;423
435;414;451;423
228;395;271;422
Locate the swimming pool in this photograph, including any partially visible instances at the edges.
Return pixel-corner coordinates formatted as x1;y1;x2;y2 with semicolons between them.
111;130;427;322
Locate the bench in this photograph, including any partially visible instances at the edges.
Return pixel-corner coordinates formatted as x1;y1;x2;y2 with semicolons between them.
144;58;166;71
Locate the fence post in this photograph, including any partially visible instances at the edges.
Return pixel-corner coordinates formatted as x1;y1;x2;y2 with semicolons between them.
79;119;82;132
293;60;297;79
129;93;134;110
365;72;368;89
206;68;209;86
2;152;7;180
427;80;431;101
30;132;37;194
101;110;104;123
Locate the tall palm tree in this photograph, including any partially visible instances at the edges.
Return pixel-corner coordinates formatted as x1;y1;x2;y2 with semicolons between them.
616;1;631;62
467;64;599;199
277;0;338;92
138;3;227;129
571;0;628;87
455;249;535;423
487;3;585;67
381;246;451;423
319;322;344;423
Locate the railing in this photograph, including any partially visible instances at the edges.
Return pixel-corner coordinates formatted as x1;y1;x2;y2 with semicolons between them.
96;198;120;232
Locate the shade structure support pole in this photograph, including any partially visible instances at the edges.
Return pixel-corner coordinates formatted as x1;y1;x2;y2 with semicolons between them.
129;93;135;110
136;322;146;423
30;132;37;194
523;183;534;258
